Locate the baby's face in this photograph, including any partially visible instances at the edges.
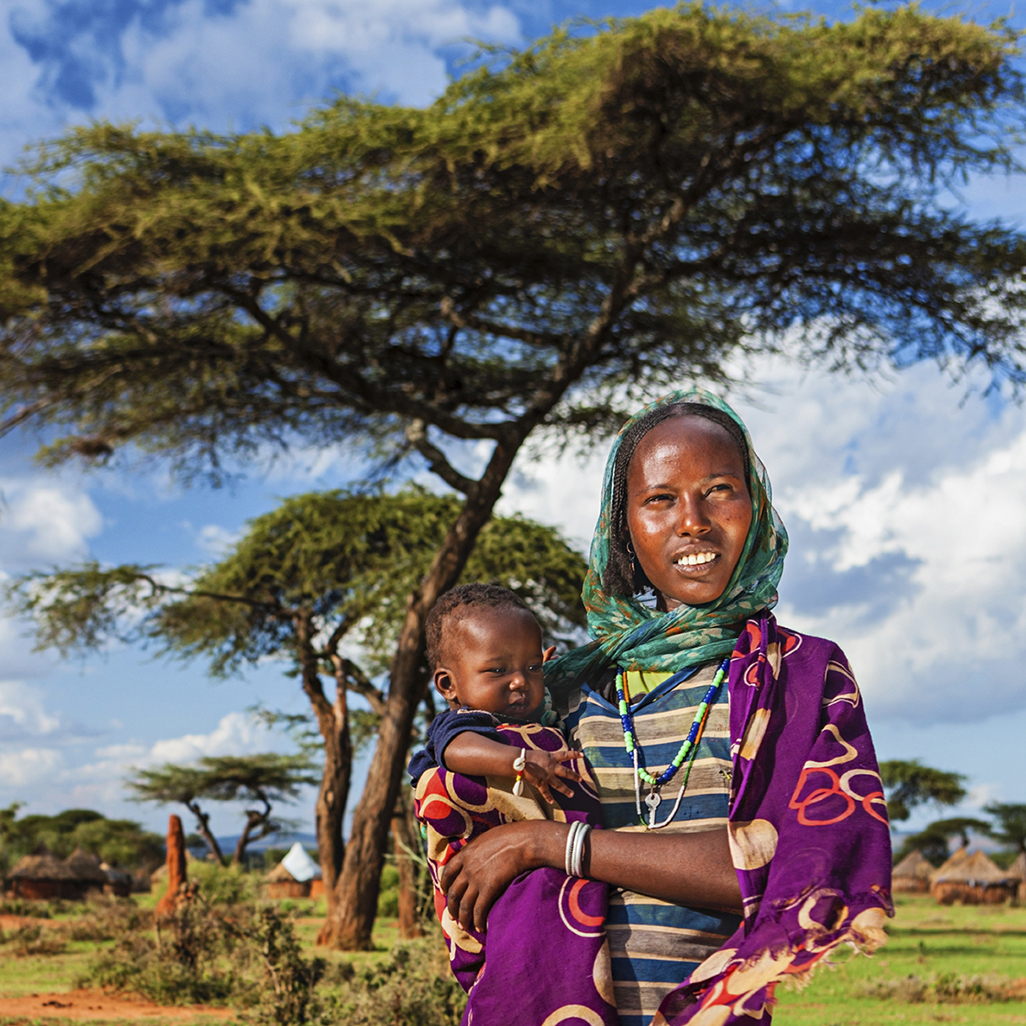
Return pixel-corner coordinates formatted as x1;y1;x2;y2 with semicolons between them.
435;606;546;721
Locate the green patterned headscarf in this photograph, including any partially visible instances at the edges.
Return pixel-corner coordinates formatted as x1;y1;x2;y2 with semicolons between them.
545;388;787;692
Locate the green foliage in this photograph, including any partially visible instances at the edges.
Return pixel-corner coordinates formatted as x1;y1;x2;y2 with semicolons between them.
7;489;586;676
0;805;163;871
983;802;1026;855
323;940;466;1026
880;760;967;823
248;906;326;1026
376;864;400;919
126;753;318;864
0;4;1024;487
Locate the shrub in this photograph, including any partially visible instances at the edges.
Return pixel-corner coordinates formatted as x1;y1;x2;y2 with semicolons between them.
321;939;466;1026
0;922;67;956
858;972;1024;1004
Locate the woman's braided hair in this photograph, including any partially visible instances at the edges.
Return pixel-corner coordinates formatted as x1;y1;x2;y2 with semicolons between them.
602;403;751;597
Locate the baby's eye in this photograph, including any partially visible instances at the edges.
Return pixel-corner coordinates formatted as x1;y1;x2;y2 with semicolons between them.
489;667;506;675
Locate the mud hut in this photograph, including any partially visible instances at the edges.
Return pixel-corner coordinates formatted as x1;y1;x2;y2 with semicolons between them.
100;862;132;898
264;842;320;899
931;849;1015;905
8;845;85;900
64;848;107;894
1007;852;1026;902
892;849;933;893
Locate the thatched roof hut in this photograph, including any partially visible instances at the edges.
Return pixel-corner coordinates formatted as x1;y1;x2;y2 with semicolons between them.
99;862;132;898
892;849;933;893
64;847;107;891
931;849;1015;905
264;843;320;899
1007;852;1026;901
8;845;86;900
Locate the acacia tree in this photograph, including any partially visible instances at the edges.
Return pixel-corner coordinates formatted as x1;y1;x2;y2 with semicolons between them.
128;754;319;865
2;6;1026;946
11;488;587;938
983;802;1026;856
879;759;968;824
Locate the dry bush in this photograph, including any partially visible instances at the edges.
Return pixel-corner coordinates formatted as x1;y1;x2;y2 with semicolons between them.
0;922;67;956
858;972;1026;1004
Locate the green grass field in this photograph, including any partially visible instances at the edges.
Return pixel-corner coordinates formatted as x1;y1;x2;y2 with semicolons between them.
1;893;1024;1024
776;896;1026;1025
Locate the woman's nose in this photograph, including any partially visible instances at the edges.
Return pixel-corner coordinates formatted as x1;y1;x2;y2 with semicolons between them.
677;495;711;534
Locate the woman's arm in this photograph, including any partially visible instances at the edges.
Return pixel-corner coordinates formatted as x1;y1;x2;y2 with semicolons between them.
440;819;741;933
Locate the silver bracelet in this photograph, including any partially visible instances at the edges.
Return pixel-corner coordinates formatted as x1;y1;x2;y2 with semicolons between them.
564;820;584;877
570;822;592;878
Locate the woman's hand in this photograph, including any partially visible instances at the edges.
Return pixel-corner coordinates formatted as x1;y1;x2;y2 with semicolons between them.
441;820;742;933
440;820;565;933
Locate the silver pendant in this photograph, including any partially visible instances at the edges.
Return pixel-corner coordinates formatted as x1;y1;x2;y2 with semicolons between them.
645;790;662;829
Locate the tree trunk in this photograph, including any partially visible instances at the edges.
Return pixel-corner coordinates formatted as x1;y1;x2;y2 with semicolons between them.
186;800;224;864
392;792;424;939
321;437;522;950
232;806;270;866
292;617;353;943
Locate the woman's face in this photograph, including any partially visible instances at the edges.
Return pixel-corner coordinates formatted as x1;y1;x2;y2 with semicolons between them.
626;415;752;610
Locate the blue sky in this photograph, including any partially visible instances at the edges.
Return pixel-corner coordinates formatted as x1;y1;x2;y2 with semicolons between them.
1;0;1025;844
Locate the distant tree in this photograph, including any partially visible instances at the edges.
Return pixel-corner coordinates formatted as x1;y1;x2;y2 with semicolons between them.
0;806;163;869
983;802;1026;856
2;6;1024;946
894;817;991;865
879;760;967;823
127;753;318;865
10;489;587;939
127;764;225;862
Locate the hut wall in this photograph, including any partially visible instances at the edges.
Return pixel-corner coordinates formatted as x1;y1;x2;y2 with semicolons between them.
893;877;930;894
266;880;311;899
12;878;85;901
932;882;1015;905
309;879;324;899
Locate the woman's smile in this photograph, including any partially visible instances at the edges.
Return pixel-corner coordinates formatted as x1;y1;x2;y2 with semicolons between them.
626;415;752;609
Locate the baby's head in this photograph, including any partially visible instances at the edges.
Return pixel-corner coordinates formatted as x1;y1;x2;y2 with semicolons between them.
426;583;546;721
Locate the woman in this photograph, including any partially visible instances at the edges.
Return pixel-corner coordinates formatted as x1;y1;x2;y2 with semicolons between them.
440;389;892;1026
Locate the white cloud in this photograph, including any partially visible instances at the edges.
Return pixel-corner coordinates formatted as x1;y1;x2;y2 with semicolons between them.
0;679;62;737
0;746;62;786
0;476;103;565
197;523;240;555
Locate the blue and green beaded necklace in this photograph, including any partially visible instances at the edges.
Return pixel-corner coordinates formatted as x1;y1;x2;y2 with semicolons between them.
615;656;730;829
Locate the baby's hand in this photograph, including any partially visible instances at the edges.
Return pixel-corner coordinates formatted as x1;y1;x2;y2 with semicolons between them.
520;748;584;805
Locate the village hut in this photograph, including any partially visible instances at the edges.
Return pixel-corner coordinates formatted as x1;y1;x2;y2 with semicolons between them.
931;849;1015;905
264;842;320;899
64;848;107;894
892;849;933;894
1007;852;1026;902
8;845;85;900
99;862;133;898
929;844;970;882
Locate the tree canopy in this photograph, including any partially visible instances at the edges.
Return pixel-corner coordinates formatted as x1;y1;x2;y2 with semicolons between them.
0;805;164;872
879;759;968;823
127;753;318;865
983;801;1026;855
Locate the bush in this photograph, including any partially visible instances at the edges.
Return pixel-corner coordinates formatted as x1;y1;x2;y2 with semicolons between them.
858;972;1025;1004
0;922;67;956
68;894;146;941
321;939;466;1026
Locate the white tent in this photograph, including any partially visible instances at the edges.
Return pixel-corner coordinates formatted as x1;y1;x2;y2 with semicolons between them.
280;841;320;883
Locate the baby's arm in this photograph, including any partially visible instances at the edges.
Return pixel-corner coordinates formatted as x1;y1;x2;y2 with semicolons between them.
443;732;583;806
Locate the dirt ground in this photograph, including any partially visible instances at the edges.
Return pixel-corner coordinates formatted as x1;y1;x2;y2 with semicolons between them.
0;988;235;1022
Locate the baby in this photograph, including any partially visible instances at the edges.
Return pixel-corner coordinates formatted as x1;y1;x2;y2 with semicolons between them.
409;583;616;1026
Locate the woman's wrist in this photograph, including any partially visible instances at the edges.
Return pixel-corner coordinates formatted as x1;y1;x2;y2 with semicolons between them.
523;819;572;871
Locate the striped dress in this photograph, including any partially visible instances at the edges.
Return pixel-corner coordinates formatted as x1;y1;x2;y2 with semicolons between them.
564;661;741;1026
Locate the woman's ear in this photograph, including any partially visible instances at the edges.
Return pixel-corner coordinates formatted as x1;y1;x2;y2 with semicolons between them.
542;645;557;663
433;667;459;707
